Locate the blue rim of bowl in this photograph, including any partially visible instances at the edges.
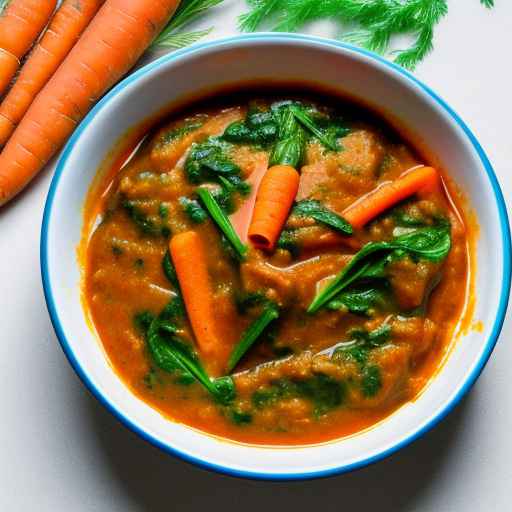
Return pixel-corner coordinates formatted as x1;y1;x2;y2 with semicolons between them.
41;33;511;481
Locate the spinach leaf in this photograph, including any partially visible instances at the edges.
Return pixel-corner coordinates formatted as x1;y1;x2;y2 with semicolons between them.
159;121;203;145
327;285;388;316
122;200;166;237
350;323;392;347
252;375;346;417
159;295;185;320
361;365;382;397
158;203;169;220
269;106;307;168
277;229;301;257
334;324;388;398
393;209;428;227
162;250;179;288
197;187;248;260
235;291;267;314
334;323;392;363
290;105;339;151
227;303;279;372
133;311;155;334
229;408;253;425
308;224;451;313
144;301;235;404
223;106;278;146
293;199;353;235
185;137;241;184
179;196;207;224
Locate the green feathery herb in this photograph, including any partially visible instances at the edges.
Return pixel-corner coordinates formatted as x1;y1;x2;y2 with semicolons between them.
240;0;494;70
153;0;224;49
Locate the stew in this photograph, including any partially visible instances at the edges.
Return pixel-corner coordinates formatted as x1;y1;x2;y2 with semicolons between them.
83;91;470;445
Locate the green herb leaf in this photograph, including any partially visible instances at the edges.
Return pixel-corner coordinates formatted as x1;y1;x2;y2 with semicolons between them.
393;209;428;227
122;200;162;237
293;199;353;235
179;196;208;223
152;28;212;49
290;105;339;151
235;291;268;314
185;137;241;184
252;375;346;417
227;304;279;372
153;0;223;47
327;285;388;316
223;107;278;146
239;1;494;70
133;311;155;334
361;365;382;397
277;229;301;257
158;122;204;147
269;106;306;167
229;408;253;425
145;304;235;404
197;187;248;260
308;224;451;312
162;250;179;288
350;323;392;347
159;203;169;219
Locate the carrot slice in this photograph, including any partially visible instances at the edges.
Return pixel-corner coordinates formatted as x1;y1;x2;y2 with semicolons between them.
230;154;269;242
248;164;300;251
0;0;104;147
342;166;440;229
0;0;57;96
169;231;219;357
0;0;180;206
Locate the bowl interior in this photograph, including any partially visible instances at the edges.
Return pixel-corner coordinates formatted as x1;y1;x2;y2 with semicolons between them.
42;35;510;479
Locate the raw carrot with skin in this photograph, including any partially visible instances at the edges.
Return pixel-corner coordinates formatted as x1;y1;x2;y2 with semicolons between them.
0;0;57;96
0;0;180;206
342;166;440;229
0;0;104;147
248;164;300;251
169;231;219;357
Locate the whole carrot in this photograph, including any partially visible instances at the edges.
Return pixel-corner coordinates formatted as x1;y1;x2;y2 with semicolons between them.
0;0;104;147
343;166;440;229
0;0;180;206
0;0;57;96
169;231;219;357
248;164;300;251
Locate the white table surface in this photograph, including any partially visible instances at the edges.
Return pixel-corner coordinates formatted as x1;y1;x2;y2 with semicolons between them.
1;1;511;510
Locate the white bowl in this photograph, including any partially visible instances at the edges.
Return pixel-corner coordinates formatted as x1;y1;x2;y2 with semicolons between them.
41;34;511;480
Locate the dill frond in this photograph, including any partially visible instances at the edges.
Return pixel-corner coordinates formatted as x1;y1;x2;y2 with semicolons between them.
153;0;223;49
153;29;213;49
240;0;494;70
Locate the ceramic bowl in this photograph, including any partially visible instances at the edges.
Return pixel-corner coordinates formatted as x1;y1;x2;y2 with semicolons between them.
41;34;511;480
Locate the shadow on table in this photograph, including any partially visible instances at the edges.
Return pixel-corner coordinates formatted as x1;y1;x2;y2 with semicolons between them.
79;381;474;512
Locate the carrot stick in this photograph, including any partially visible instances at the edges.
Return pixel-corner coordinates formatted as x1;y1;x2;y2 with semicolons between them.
0;0;180;206
248;164;300;251
342;166;440;229
0;0;104;147
169;231;219;356
0;0;57;96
